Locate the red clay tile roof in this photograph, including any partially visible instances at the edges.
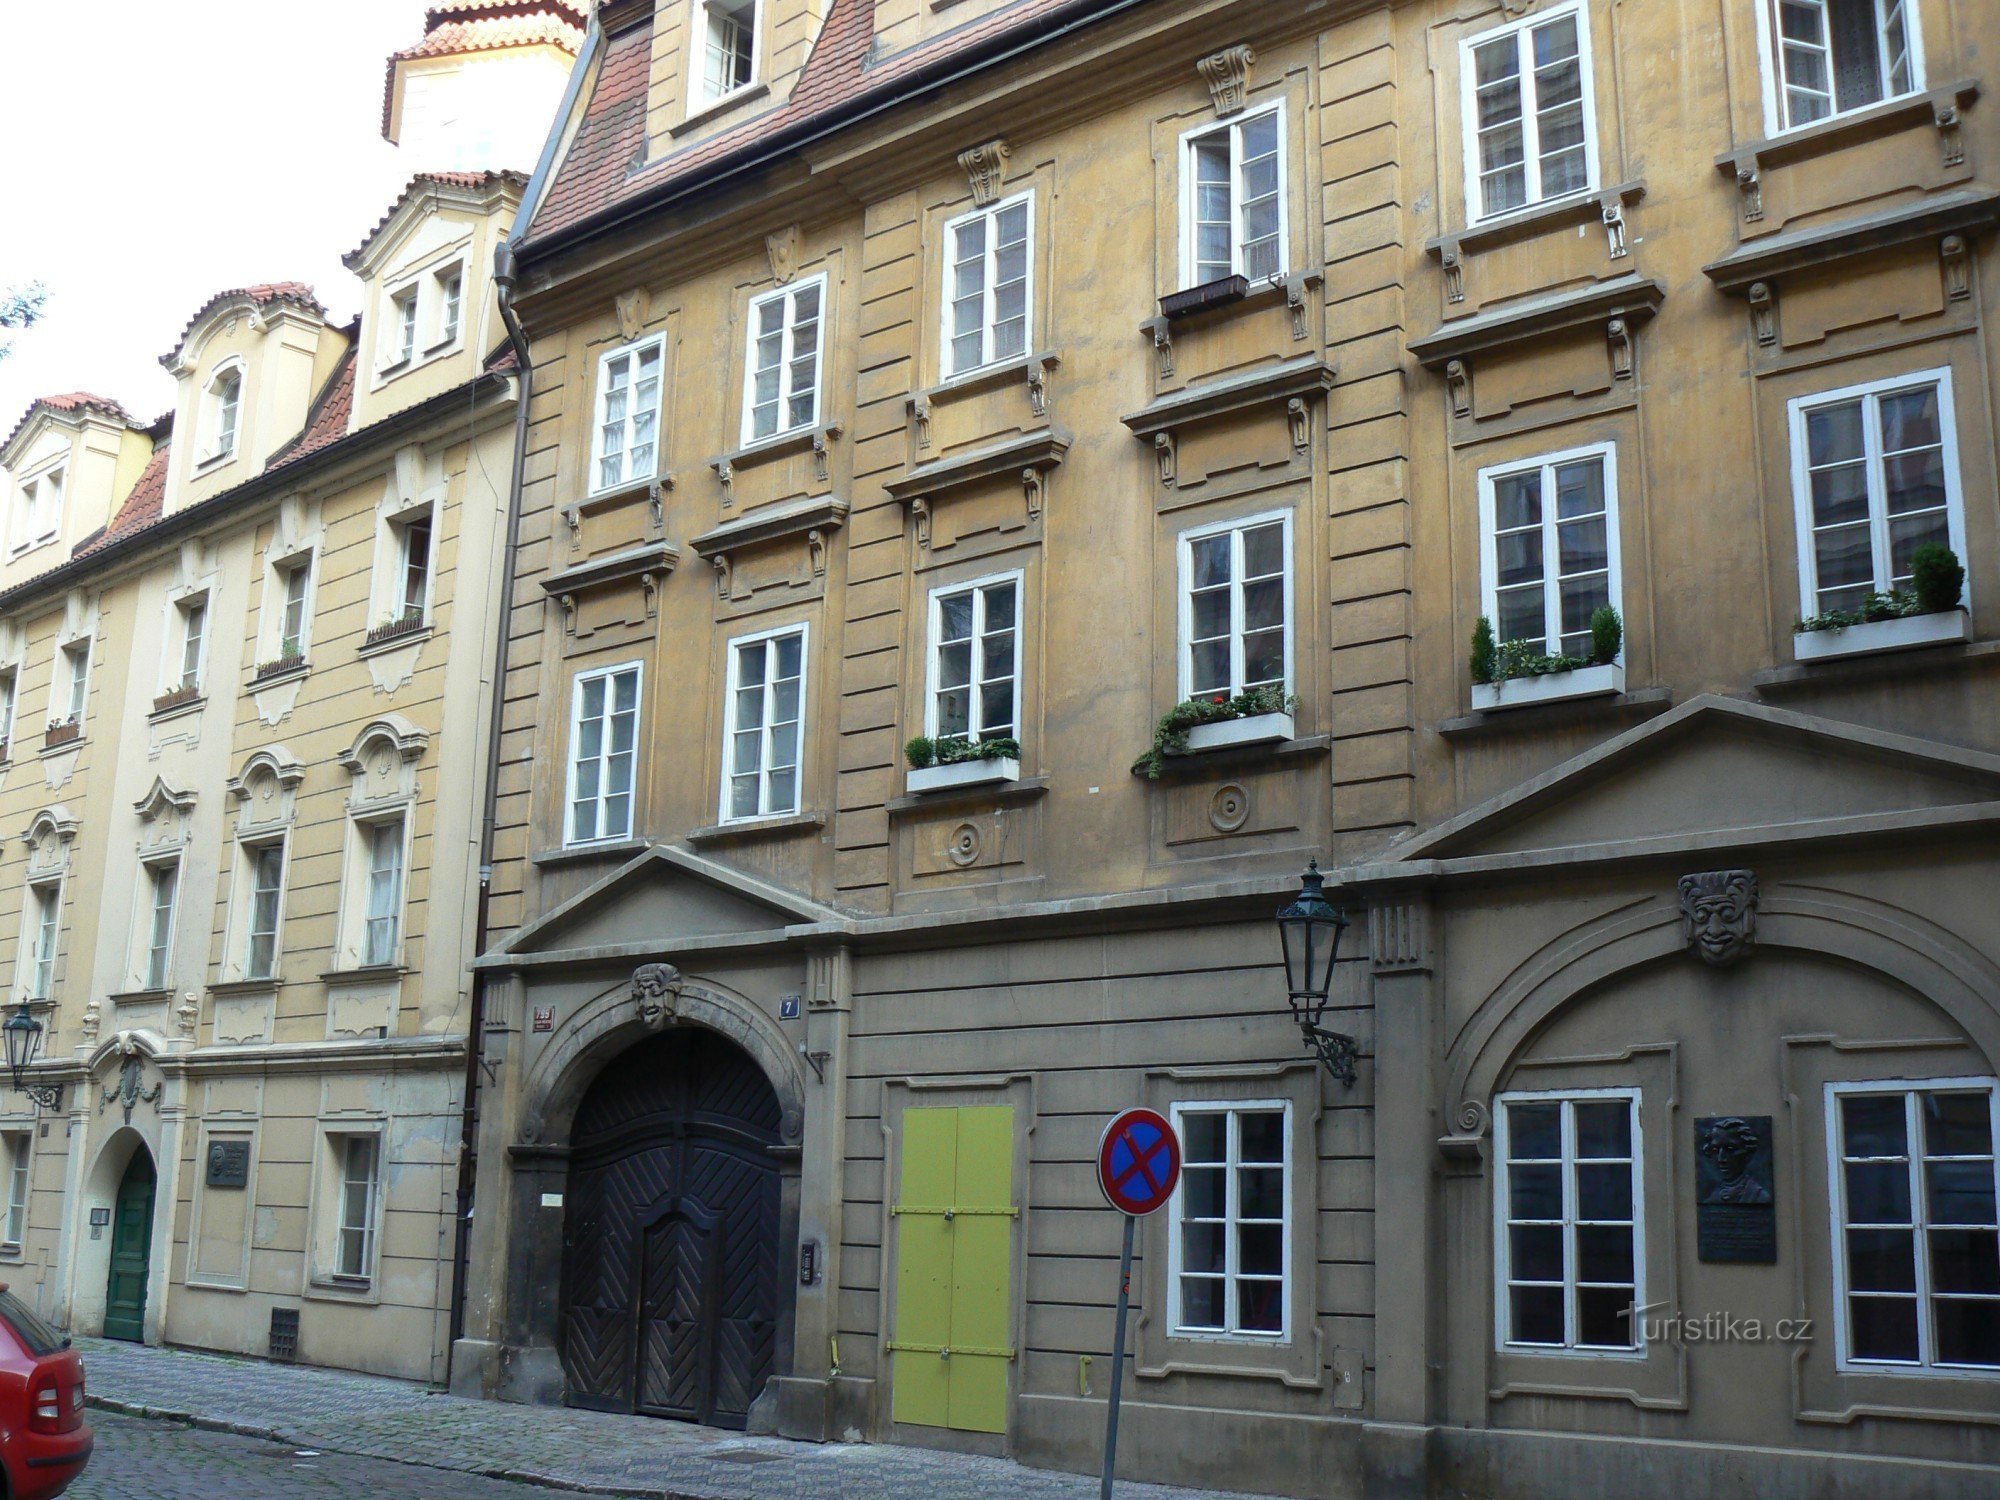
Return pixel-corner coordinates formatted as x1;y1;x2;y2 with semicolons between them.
270;351;358;465
160;283;325;368
76;442;169;558
527;0;1115;245
345;170;527;266
3;392;135;456
383;3;586;137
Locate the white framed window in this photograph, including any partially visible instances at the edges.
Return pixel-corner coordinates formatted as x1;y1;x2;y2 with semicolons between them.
360;816;406;968
721;624;806;822
204;365;243;463
1479;442;1620;661
329;1132;381;1282
56;641;89;727
396;513;434;622
1495;1088;1643;1354
567;663;641;845
1789;368;1963;618
1460;3;1598;221
392;289;418;366
942;193;1032;377
13;466;63;555
1;1133;27;1251
22;880;59;1001
0;669;18;755
1179;102;1287;287
1758;0;1923;134
1828;1078;2000;1373
742;274;825;444
173;597;207;692
438;266;464;346
1169;1101;1290;1339
244;840;287;981
591;337;665;494
926;572;1020;746
276;556;313;659
1177;510;1293;701
139;858;180;992
699;0;758;102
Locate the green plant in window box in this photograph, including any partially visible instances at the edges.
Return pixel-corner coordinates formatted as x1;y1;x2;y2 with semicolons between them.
1796;544;1965;633
1471;608;1622;687
1470;615;1497;686
1130;685;1298;780
905;734;1021;770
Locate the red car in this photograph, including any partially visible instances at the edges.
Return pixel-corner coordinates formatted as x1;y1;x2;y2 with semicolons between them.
0;1287;89;1498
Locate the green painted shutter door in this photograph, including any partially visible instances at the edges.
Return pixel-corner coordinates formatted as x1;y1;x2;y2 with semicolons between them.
891;1107;958;1428
946;1105;1014;1434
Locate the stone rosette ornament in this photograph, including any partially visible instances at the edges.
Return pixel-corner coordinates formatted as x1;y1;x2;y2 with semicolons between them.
1678;869;1757;967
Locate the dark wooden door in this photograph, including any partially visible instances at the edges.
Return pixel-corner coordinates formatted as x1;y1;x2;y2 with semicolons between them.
103;1150;156;1342
560;1031;782;1429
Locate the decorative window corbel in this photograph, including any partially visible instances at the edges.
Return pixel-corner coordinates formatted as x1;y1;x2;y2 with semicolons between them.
1196;45;1255;116
956;140;1011;207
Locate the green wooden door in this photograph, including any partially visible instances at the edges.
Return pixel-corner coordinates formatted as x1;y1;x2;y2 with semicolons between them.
103;1150;156;1343
890;1106;1015;1434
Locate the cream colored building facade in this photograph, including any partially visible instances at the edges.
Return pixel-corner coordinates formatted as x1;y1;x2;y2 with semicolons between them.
0;2;579;1381
451;0;2000;1496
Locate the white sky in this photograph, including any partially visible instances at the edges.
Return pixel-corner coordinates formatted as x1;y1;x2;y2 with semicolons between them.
0;0;436;432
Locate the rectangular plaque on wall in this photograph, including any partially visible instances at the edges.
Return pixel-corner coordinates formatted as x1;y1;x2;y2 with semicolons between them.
206;1139;251;1189
1696;1115;1776;1263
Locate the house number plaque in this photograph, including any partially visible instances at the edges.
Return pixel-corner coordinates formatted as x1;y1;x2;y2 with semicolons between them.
1696;1115;1776;1263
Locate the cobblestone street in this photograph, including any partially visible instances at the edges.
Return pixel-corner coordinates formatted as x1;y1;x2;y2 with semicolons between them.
76;1339;1266;1499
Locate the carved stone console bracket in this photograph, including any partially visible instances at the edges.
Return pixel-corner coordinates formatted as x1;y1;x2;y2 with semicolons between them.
1121;355;1336;482
884;428;1071;549
562;476;672;552
1424;182;1646;304
689;493;849;594
957;139;1011;206
1196;44;1255;116
538;540;681;633
1942;234;1971;300
1409;272;1666;398
1701;184;2000;296
1747;281;1778;347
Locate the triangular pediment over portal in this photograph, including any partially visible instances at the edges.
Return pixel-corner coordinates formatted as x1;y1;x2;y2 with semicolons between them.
1389;695;2000;866
496;845;845;957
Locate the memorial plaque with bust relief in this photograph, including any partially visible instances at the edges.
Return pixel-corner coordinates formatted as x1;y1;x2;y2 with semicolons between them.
1696;1115;1775;1263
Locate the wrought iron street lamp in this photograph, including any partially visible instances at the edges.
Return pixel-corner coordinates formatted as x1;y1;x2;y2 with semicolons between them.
1276;860;1358;1086
3;999;62;1111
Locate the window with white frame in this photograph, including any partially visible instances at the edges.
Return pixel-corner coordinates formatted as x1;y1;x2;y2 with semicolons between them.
140;858;179;991
244;840;287;981
1762;0;1921;133
1182;104;1286;287
743;275;824;444
1496;1090;1642;1352
22;881;59;1001
275;556;313;659
1480;444;1619;662
1171;1102;1290;1338
438;266;464;346
1462;4;1596;221
392;289;419;366
943;194;1031;376
927;574;1019;747
592;338;665;493
1789;369;1962;619
56;641;89;727
331;1132;380;1281
360;817;406;968
1;1133;26;1251
1830;1080;2000;1371
1179;512;1291;702
13;467;62;554
204;366;243;463
723;626;805;822
173;597;207;692
700;0;757;102
0;669;17;755
394;513;434;623
567;663;640;844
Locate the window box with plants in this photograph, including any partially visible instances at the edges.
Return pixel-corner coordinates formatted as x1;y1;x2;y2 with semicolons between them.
1470;608;1624;711
43;716;80;750
364;608;428;650
1132;686;1297;779
905;735;1021;794
1792;544;1969;662
251;648;307;684
151;683;203;715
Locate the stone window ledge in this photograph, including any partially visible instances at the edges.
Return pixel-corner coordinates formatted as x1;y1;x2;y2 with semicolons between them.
148;693;206;724
358;624;433;660
1136;733;1331;782
1427;180;1646;264
206;978;283;998
1754;636;2000;695
1438;687;1672;741
670;81;771;139
887;775;1049;817
249;660;310;689
1715;81;1979;182
533;838;653;868
685;811;827;848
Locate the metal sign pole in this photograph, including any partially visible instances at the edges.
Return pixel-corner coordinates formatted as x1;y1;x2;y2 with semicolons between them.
1100;1212;1136;1500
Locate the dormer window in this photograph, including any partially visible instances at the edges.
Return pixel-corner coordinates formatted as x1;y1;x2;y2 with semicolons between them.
700;0;757;102
11;467;62;555
394;291;419;365
206;366;242;463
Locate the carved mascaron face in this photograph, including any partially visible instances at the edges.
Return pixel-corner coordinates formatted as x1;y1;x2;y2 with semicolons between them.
1678;870;1757;967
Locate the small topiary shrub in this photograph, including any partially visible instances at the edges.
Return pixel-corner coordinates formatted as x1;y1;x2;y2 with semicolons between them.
1589;605;1623;666
1911;543;1965;615
1470;615;1497;686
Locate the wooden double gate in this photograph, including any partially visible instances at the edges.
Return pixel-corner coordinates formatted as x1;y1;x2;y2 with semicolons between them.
559;1031;782;1429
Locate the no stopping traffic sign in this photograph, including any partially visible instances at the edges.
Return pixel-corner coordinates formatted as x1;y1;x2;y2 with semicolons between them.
1096;1107;1181;1217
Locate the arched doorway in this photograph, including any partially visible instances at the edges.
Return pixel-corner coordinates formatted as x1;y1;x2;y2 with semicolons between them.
558;1029;782;1428
103;1148;156;1343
